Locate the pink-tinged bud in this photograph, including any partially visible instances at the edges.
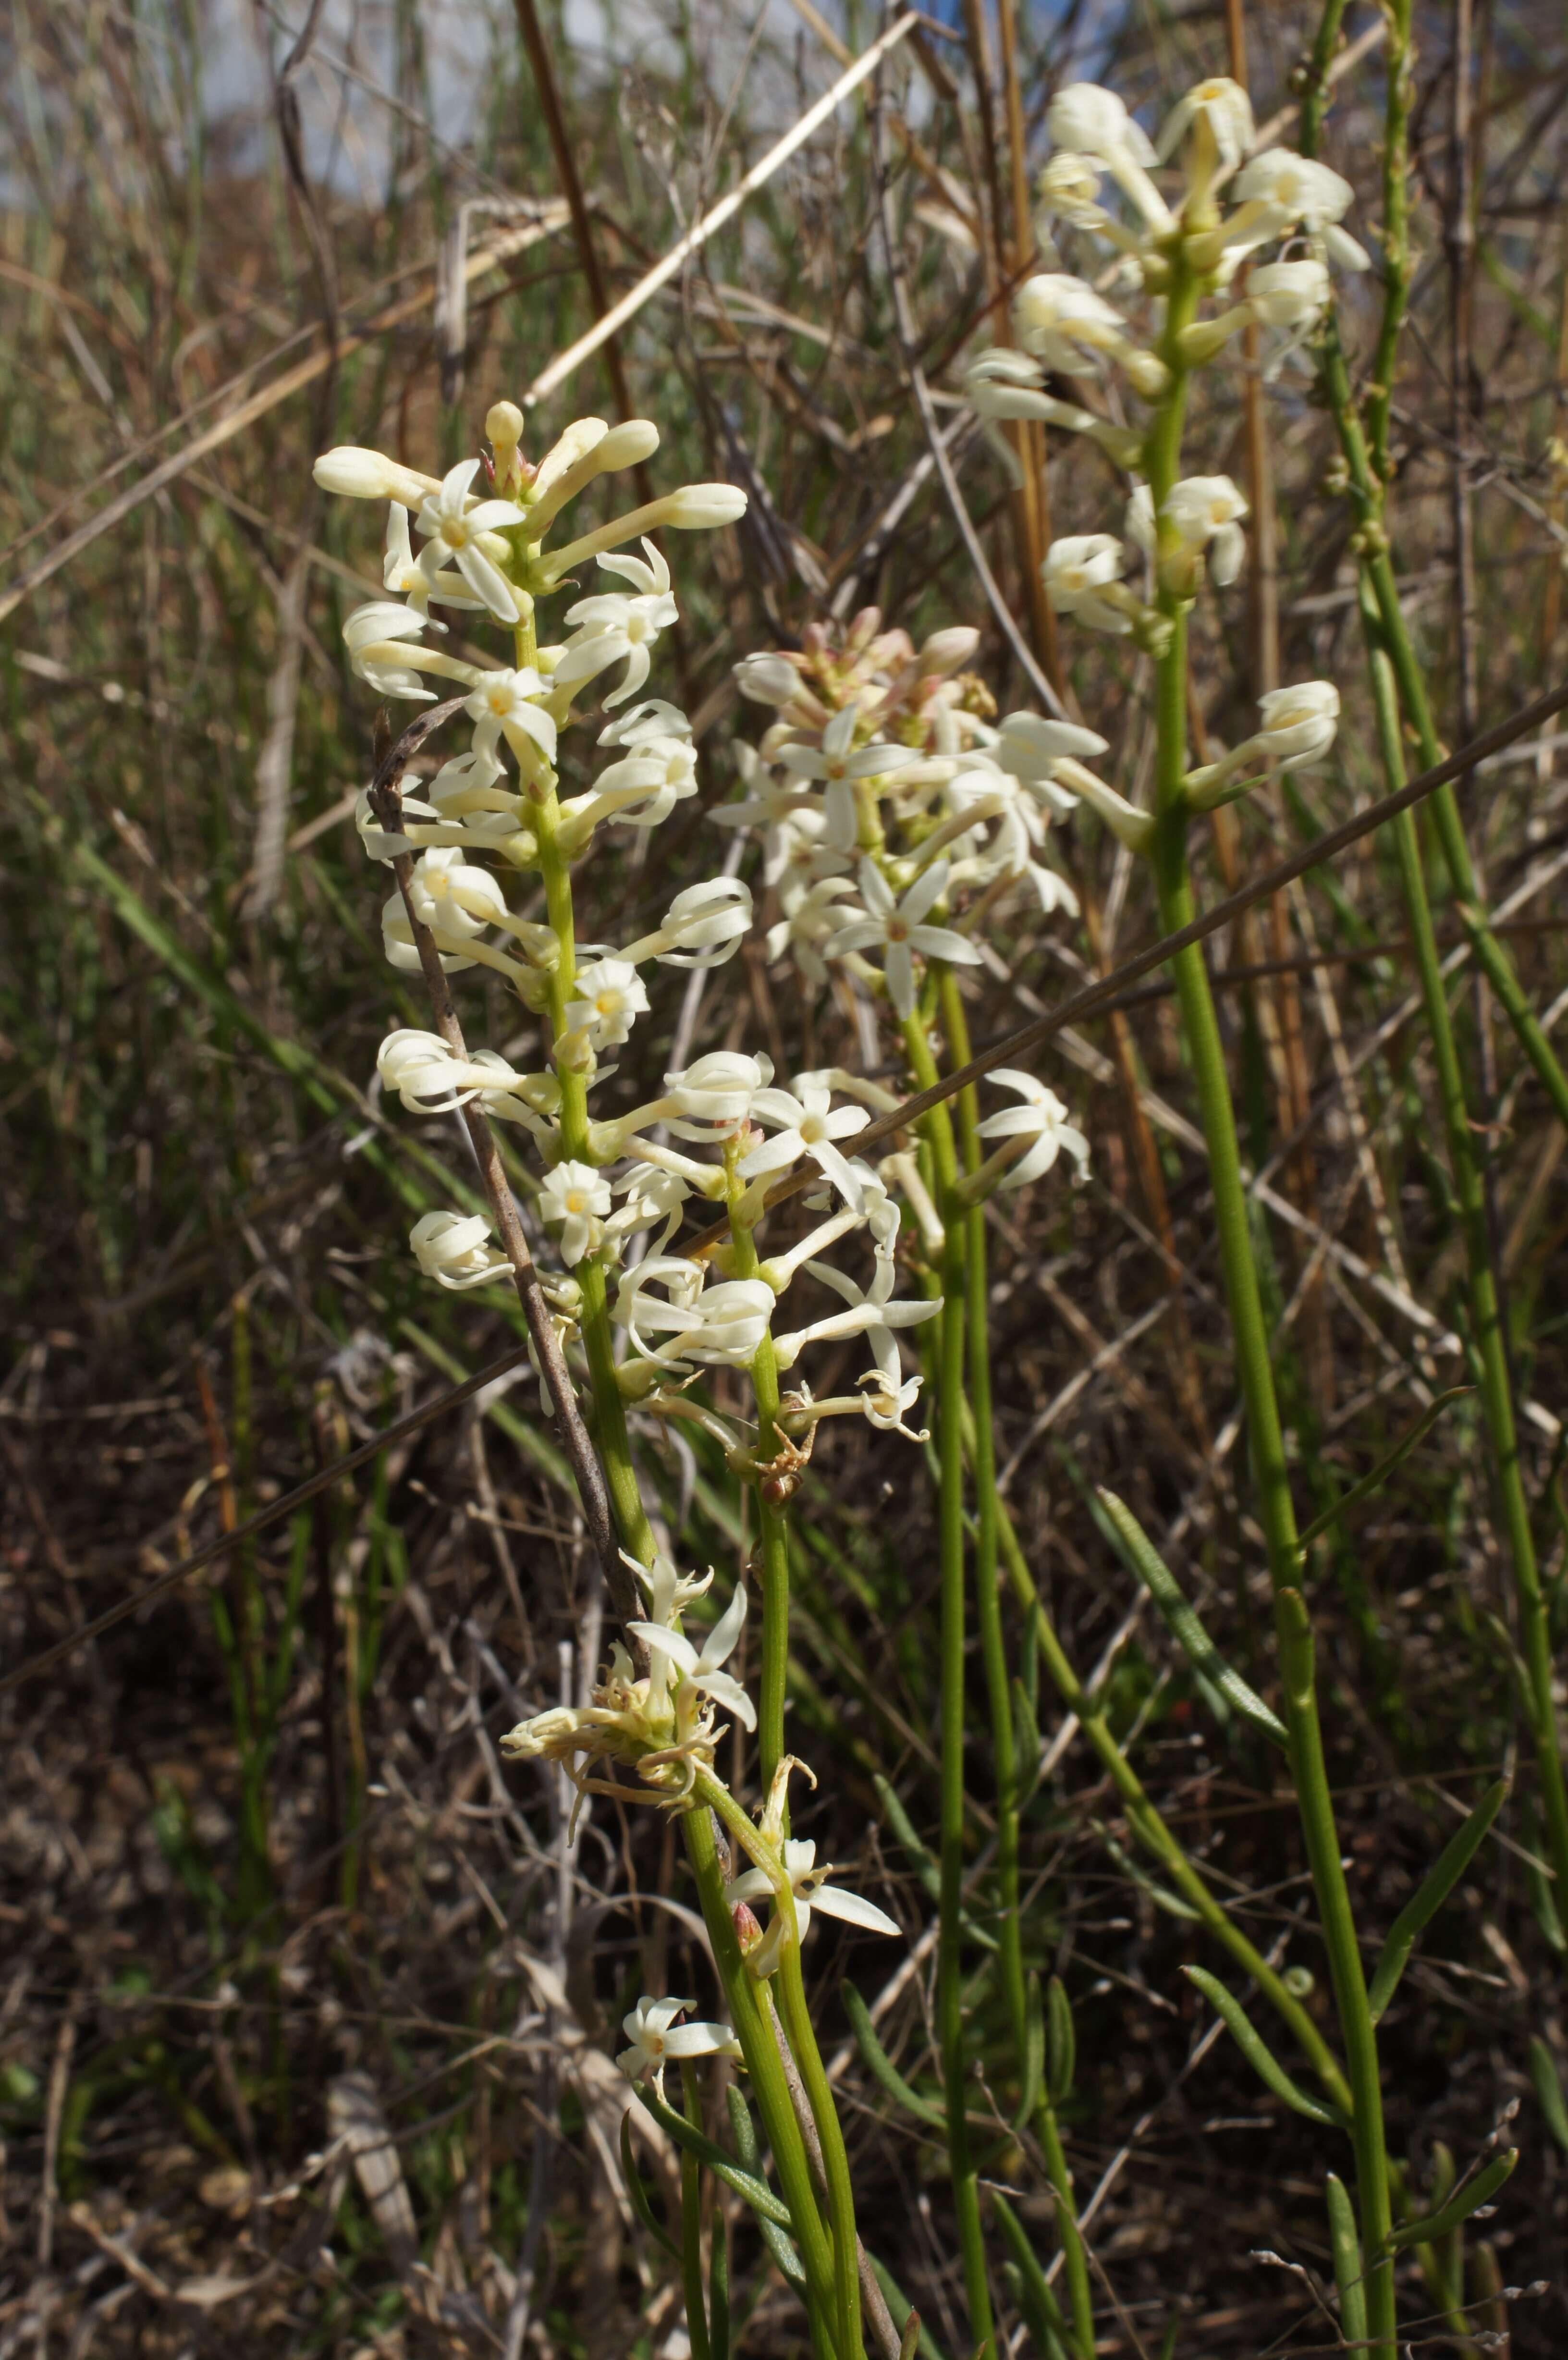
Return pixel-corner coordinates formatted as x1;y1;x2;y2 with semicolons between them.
919;626;981;678
732;1898;764;1952
842;605;883;659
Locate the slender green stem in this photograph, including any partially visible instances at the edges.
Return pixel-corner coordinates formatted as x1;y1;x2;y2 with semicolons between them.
1310;0;1568;1137
1358;600;1568;1897
725;1205;792;1793
776;1949;863;2360
939;975;1095;2359
679;2057;714;2360
1144;244;1396;2355
904;1005;995;2358
987;1483;1353;2114
681;1807;839;2341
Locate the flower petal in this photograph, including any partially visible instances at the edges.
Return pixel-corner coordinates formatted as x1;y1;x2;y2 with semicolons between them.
698;1582;748;1672
627;1621;700;1673
808;1882;901;1935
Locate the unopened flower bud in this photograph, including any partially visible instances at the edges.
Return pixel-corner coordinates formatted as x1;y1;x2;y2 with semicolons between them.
735;652;803;705
733;1898;765;1952
598;419;662;470
313;445;435;506
663;483;748;528
919;627;981;678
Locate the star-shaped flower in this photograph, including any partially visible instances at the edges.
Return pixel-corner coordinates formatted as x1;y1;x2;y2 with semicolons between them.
826;858;981;1018
413;458;528;621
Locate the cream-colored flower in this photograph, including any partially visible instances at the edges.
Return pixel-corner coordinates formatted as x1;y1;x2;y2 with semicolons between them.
413;457;528;621
617;1998;741;2098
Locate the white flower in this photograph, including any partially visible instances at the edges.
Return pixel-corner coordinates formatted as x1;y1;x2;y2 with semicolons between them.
1157;76;1254;174
576;735;698;830
858;1365;928;1442
1042;535;1131;634
1247;258;1330;329
640;877;753;970
1014;273;1129;375
731;1839;899;1977
734;651;805;706
377;1029;481;1111
996;712;1111;804
605;1165;690;1255
565;957;649;1049
554;540;679;708
766;873;859;983
313;446;439;506
740;1078;872;1209
600;697;692;749
405;846;509;939
976;1070;1090;1188
464;666;559;771
777;703;918;850
773;1255;942;1379
628;1579;756;1732
827;857;981;1019
409;1210;510;1290
1036;151;1107;229
1163;476;1250;586
662;1050;772;1134
1234;149;1355;228
343;601;434;701
1256;681;1340;769
413;457;527;622
382;504;478;616
538;1161;612;1266
617;1997;741;2098
618;1261;776;1369
1047;84;1171;230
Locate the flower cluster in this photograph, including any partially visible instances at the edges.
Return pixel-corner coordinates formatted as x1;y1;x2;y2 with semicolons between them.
963;76;1347;845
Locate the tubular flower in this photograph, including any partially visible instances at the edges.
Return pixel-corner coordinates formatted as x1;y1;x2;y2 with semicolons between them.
740;1077;872;1210
554;540;680;707
1047;83;1172;230
343;601;434;701
628;1578;756;1733
827;857;982;1018
776;702;918;850
1161;476;1250;586
538;1161;612;1266
975;1070;1091;1189
1014;274;1167;397
617;1999;741;2098
1256;680;1340;767
564;957;649;1050
730;1839;900;1978
465;666;559;771
1042;535;1135;635
413;458;529;621
1157;76;1255;177
409;1210;510;1291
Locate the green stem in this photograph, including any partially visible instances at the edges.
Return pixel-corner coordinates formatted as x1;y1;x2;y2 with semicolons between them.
987;1479;1352;2114
681;1807;840;2343
679;2058;714;2360
939;975;1095;2359
1359;598;1568;1898
776;1949;864;2360
904;1005;995;2359
1311;0;1568;1137
1145;248;1396;2356
725;1205;792;1793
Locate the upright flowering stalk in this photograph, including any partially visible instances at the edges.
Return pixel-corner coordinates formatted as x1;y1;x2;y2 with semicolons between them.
317;406;940;2360
962;75;1407;2358
723;610;1102;2352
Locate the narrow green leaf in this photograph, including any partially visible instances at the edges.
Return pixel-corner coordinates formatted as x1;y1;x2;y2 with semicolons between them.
620;2110;680;2261
1097;1490;1288;1747
1013;1674;1043;1803
709;2204;730;2360
1002;2266;1071;2360
1385;2151;1517;2249
1013;1974;1044;2130
871;2256;946;2360
1529;2038;1568;2154
1522;1802;1567;1952
1046;1975;1076;2107
725;2087;807;2289
1182;1968;1347;2128
1156;2309;1180;2360
637;2085;794;2227
1368;1781;1507;2020
840;1980;946;2128
1298;1389;1473;1548
992;2192;1072;2360
1323;2175;1366;2346
1097;1824;1202;1923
